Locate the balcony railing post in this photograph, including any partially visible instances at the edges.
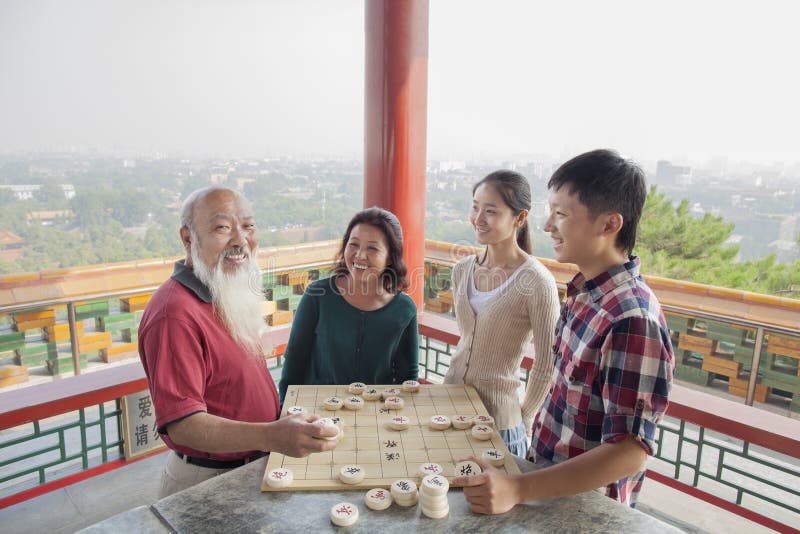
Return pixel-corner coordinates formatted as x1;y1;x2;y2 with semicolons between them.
67;301;82;376
745;327;765;406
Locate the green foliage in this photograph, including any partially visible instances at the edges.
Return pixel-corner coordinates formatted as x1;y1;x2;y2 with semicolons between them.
0;184;180;274
35;183;67;204
637;187;800;298
425;218;476;249
1;164;797;300
0;188;16;204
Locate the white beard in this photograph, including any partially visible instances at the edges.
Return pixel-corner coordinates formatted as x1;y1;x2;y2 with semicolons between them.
190;237;265;356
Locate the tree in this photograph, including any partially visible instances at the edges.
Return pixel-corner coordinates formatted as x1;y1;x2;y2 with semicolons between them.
636;186;800;297
35;183;66;204
71;190;112;227
0;188;16;205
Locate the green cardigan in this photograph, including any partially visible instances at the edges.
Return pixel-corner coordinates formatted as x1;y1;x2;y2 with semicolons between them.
278;277;419;403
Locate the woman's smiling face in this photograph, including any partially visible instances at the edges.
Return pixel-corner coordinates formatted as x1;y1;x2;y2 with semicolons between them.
469;183;522;247
344;223;389;283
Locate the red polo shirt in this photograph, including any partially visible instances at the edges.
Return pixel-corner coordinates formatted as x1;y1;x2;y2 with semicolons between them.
138;262;279;461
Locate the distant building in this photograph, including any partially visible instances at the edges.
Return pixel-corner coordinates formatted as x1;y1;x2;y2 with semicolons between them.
0;184;76;200
26;210;75;225
656;160;692;186
778;215;798;242
61;184;76;199
0;230;24;263
437;161;466;172
0;185;39;200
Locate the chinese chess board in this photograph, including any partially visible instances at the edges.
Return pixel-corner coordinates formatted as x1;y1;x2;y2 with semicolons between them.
261;384;521;492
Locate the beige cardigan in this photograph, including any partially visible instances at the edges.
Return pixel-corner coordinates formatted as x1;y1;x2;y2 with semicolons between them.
443;254;561;431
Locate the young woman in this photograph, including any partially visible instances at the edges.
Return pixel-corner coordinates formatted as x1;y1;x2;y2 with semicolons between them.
443;170;560;456
278;207;419;403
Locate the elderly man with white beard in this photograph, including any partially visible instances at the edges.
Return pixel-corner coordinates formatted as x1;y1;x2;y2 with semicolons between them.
138;186;339;497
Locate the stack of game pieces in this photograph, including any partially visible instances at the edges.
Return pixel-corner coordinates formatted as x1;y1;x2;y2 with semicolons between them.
419;474;450;519
390;479;419;507
330;502;359;526
364;488;393;511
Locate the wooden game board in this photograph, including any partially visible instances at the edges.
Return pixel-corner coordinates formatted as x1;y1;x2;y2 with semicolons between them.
262;384;521;491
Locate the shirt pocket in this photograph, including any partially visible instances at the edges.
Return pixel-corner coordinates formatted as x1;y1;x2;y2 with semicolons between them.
564;363;592;419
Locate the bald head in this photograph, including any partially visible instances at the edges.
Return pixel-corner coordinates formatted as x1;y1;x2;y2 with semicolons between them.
179;186;258;274
180;186;253;232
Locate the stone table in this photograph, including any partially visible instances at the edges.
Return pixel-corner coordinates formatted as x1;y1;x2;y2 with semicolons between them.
81;457;681;533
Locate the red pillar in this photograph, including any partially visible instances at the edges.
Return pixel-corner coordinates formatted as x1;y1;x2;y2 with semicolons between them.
364;0;429;309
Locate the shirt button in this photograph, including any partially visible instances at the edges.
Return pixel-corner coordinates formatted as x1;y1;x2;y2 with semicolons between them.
536;422;542;428
549;387;554;394
568;375;575;383
636;399;644;409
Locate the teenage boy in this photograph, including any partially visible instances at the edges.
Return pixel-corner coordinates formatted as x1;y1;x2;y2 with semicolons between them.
455;149;674;512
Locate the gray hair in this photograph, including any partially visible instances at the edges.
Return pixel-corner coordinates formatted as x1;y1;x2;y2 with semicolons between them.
180;185;250;231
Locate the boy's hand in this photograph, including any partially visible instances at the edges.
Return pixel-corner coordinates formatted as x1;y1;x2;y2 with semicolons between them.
452;457;521;514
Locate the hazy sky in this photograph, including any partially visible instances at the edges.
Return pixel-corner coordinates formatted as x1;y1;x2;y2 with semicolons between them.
1;0;798;166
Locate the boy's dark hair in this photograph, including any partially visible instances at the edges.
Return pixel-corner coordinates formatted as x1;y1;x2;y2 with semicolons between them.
548;149;646;255
473;169;532;255
333;207;409;293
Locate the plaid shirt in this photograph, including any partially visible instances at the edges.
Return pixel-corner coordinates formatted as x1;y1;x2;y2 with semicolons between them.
528;257;674;507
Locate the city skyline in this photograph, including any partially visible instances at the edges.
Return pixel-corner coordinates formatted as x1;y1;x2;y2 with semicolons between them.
1;1;798;167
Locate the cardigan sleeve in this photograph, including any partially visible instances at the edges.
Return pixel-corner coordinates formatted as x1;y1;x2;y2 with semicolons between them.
519;270;561;432
278;287;320;404
392;305;420;382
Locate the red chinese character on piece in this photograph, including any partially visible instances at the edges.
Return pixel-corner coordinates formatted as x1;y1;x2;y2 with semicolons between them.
337;506;352;515
435;416;445;422
275;471;285;479
375;490;385;498
478;426;488;432
424;465;437;472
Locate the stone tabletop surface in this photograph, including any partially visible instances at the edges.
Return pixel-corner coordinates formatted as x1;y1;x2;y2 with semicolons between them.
82;456;681;533
77;505;171;533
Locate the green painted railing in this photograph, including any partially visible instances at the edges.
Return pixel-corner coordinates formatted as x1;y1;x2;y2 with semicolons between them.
1;402;121;494
2;258;799;530
424;260;800;414
416;331;800;531
652;416;799;523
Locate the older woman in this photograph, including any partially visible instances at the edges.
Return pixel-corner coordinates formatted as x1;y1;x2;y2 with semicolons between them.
278;207;419;402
